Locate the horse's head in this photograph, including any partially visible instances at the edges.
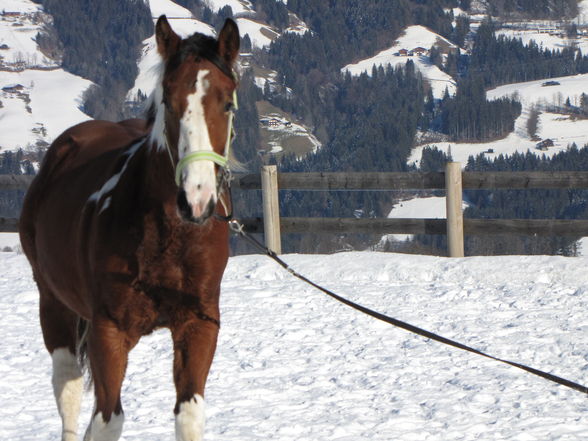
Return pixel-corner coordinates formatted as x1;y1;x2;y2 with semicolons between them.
153;15;239;224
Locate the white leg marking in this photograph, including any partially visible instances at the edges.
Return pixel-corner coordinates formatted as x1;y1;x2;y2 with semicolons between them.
83;411;124;441
52;348;83;441
175;394;206;441
178;69;218;217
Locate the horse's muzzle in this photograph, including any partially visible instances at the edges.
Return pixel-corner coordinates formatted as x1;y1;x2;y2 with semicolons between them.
177;189;216;224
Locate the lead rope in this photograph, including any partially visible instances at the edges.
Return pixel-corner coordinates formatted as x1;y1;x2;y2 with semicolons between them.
228;219;588;396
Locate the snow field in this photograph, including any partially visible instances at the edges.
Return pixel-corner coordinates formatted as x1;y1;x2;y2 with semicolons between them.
0;0;92;152
0;69;92;151
410;73;588;167
1;250;587;440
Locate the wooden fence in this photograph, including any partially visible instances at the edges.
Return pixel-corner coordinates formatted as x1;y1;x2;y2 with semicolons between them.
3;165;588;257
235;163;588;257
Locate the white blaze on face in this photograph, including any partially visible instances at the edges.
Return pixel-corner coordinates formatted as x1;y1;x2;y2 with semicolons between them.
178;69;217;218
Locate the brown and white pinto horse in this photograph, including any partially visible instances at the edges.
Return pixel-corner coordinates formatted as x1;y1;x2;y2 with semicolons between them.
19;16;239;441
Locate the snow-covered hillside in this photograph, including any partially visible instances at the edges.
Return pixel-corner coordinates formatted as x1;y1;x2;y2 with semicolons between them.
0;1;92;153
339;0;588;171
342;25;459;99
129;0;281;101
410;73;588;167
128;0;215;101
1;249;587;440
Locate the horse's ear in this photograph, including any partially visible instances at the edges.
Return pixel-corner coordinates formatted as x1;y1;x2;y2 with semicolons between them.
155;15;180;60
218;19;240;67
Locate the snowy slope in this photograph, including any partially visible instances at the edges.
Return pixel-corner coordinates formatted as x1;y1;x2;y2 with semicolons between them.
581;0;588;21
0;1;92;152
342;26;459;99
129;0;278;101
1;250;587;440
203;0;253;15
235;17;278;48
148;0;194;18
410;73;588;167
497;28;588;53
0;69;92;152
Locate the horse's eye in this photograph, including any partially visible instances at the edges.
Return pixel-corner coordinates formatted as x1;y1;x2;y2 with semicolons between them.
224;102;234;113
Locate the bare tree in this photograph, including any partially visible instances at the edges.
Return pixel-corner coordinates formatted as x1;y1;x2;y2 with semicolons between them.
527;105;541;140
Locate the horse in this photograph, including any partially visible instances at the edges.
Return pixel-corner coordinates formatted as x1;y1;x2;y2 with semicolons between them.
19;15;240;441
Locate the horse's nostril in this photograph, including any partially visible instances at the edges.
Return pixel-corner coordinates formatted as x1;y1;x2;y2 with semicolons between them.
177;189;191;218
197;184;202;190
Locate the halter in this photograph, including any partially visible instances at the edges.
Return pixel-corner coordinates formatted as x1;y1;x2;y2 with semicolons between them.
174;88;238;186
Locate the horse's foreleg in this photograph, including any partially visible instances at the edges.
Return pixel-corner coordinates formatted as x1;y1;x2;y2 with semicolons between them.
83;317;134;441
39;286;83;441
171;314;220;441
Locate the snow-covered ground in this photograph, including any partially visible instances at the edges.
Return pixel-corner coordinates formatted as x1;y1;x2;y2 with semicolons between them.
1;249;587;440
342;26;459;99
0;0;92;152
383;196;469;243
580;0;588;22
497;28;588;53
235;17;277;48
0;232;20;251
203;0;253;15
410;73;588;167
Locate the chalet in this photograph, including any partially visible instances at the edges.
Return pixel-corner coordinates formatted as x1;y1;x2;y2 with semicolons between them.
398;49;408;56
536;139;554;151
260;117;284;128
412;47;427;56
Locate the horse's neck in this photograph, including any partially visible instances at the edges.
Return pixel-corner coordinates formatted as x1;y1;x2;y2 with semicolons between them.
141;141;178;207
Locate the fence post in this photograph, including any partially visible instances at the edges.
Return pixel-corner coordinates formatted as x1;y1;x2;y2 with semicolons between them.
261;165;282;254
445;162;464;257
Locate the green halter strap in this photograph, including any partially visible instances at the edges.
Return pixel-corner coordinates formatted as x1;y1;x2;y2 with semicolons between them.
174;89;238;186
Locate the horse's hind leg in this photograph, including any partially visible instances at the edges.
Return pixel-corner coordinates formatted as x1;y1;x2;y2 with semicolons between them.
39;285;83;441
83;316;136;441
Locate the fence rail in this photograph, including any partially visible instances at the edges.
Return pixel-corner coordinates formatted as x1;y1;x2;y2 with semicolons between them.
235;165;588;257
3;166;588;256
235;170;588;190
239;217;588;236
